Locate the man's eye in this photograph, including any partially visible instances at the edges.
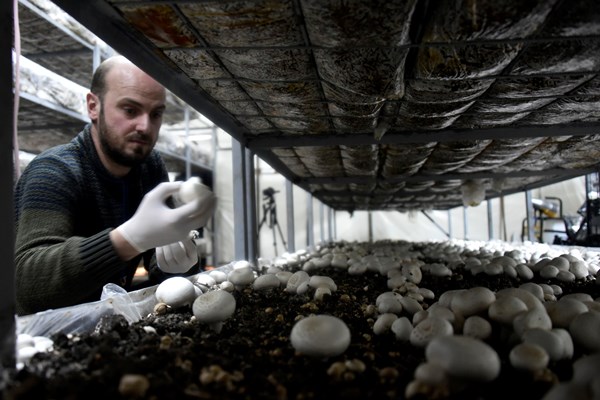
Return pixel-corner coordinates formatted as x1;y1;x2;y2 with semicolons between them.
124;108;137;116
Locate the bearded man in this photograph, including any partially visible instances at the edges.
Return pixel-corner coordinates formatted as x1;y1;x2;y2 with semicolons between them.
14;56;215;315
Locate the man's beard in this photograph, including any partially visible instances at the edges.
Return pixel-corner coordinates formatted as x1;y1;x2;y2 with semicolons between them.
98;108;150;168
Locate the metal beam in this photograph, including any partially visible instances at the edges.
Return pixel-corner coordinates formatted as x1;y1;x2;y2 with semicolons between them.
19;0;98;51
232;140;248;260
286;180;295;253
24;49;93;59
154;146;212;173
525;190;536;242
17;122;84;131
1;0;16;369
19;91;89;122
304;167;599;186
487;200;494;240
421;211;450;238
245;149;257;263
306;192;314;250
247;124;600;149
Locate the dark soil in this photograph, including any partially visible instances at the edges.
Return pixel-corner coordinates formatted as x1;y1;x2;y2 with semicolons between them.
2;255;599;400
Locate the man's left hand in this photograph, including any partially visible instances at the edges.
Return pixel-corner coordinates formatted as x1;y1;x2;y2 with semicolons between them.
156;236;199;273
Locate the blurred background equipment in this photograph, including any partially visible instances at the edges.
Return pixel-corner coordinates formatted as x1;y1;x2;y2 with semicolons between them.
258;187;287;256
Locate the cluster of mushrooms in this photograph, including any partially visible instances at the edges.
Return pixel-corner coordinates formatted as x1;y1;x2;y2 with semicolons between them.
14;175;600;398
151;237;600;399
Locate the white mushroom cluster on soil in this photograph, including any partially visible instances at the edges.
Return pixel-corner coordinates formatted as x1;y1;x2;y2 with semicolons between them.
256;239;600;399
6;239;600;399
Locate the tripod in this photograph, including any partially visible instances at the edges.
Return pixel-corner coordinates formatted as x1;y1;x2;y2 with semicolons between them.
258;188;287;256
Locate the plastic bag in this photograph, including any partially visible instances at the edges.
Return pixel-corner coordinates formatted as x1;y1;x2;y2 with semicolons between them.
16;264;236;337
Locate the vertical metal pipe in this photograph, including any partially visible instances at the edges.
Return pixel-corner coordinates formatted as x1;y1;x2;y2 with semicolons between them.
245;149;257;263
184;106;191;180
368;211;373;243
487;200;494;240
210;125;218;265
447;209;452;238
92;44;101;71
1;0;16;369
319;202;324;244
525;190;535;242
463;206;468;240
333;210;337;240
306;192;314;250
232;140;248;260
327;207;333;241
286;180;295;253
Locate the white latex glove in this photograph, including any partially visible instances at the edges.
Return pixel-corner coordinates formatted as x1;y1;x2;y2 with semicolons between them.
156;237;199;273
116;182;216;253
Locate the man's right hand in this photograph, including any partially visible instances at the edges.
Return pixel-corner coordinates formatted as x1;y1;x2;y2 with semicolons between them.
114;182;216;254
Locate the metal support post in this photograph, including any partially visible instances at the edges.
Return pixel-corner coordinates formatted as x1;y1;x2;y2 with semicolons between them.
286;180;295;253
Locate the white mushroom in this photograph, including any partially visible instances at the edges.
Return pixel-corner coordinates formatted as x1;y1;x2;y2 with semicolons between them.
463;316;492;340
155;276;197;308
542;382;589;400
178;176;213;204
410;316;453;347
496;288;545;311
196;273;217;289
308;275;337;291
450;286;495;317
519;282;545;302
571;352;600;384
391;317;413;341
118;374;150;398
227;263;255;289
285;270;310;294
547;297;588;328
192;290;236;333
252;274;281;291
414;361;447;385
313;286;332;302
376;291;403;314
488;296;528;325
399;296;424;315
509;342;549;373
208;269;228;284
290;315;351;358
373;313;398;335
275;271;293;285
522;328;570;361
569;311;600;352
425;335;501;382
513;306;552;338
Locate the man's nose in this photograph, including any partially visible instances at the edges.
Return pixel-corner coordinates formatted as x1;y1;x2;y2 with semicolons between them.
135;114;152;132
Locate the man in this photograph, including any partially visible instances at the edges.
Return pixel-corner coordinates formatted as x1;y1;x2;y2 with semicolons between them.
14;56;215;315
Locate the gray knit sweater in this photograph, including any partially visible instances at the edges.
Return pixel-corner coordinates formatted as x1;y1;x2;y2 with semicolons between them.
14;125;169;315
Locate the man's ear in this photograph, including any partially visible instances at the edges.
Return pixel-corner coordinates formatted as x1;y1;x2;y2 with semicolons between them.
87;92;100;121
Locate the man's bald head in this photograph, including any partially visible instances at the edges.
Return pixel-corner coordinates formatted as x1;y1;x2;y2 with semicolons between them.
90;56;163;102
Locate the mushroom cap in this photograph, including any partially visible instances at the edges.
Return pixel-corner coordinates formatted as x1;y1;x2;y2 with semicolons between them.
509;342;549;372
451;286;495;317
227;266;255;287
253;274;281;290
192;290;236;324
410;316;454;347
426;335;501;382
155;277;197;308
569;311;600;352
178;177;212;204
290;315;351;357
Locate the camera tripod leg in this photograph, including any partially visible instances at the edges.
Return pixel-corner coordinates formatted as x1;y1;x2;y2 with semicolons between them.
275;220;287;249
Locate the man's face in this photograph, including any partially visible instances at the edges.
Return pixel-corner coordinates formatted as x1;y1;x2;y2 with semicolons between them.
89;65;166;169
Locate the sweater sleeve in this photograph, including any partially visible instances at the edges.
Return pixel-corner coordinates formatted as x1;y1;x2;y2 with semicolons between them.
14;155;132;315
